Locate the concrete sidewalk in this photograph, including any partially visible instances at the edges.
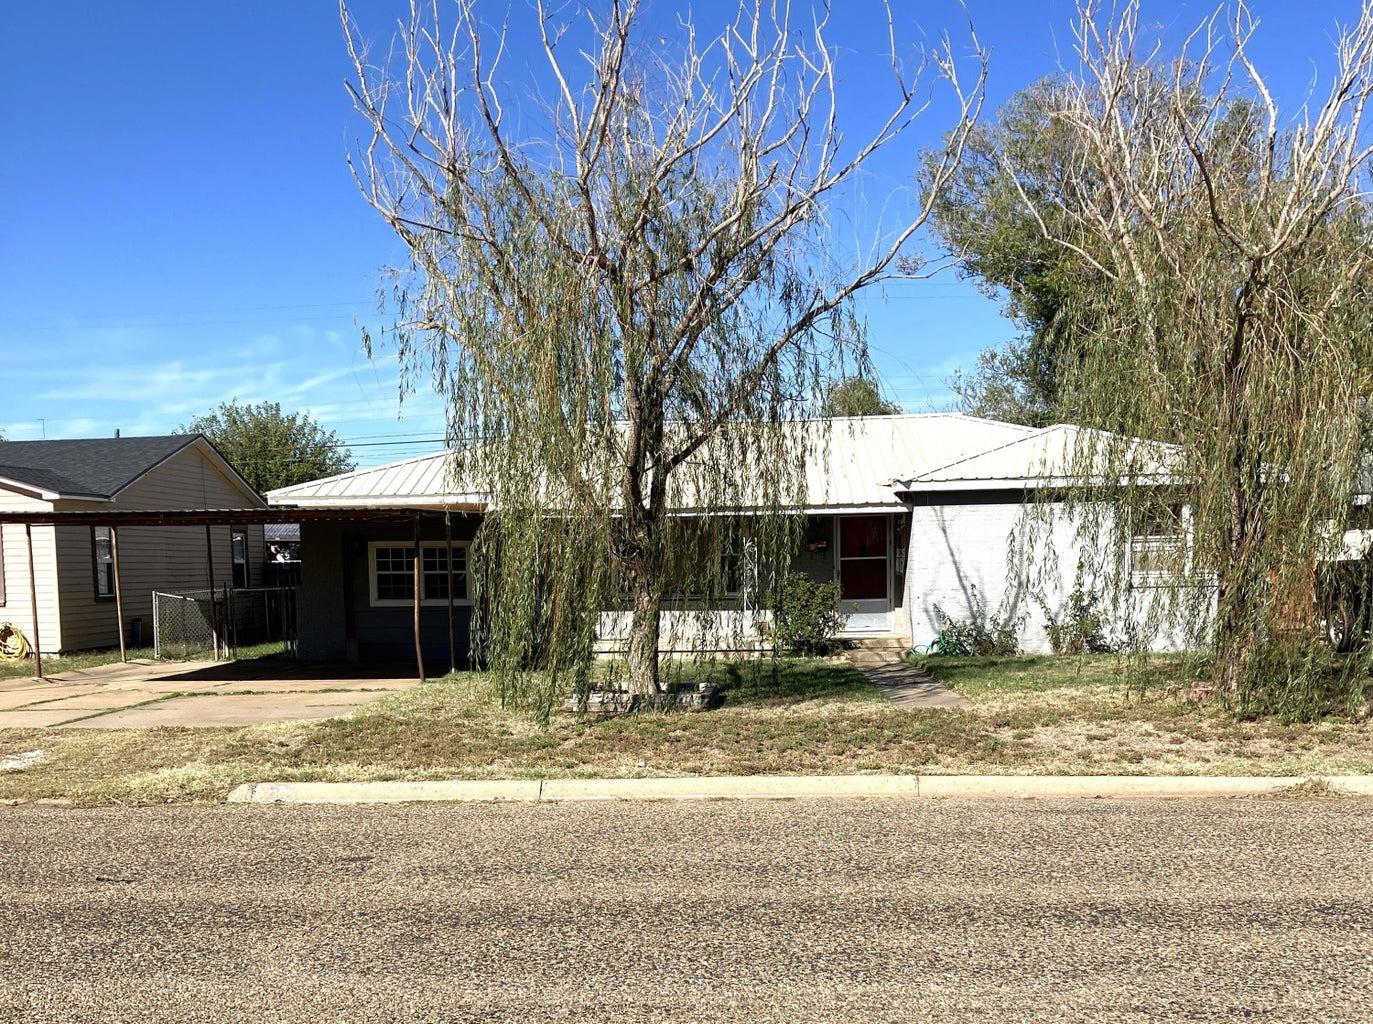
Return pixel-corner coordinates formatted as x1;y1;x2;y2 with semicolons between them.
227;773;1373;805
842;645;970;708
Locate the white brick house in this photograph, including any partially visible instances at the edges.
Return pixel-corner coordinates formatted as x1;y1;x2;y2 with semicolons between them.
269;415;1180;661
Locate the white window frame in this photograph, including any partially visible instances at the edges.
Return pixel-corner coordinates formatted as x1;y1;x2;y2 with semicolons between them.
367;540;471;608
1127;505;1192;585
230;529;250;590
92;526;115;600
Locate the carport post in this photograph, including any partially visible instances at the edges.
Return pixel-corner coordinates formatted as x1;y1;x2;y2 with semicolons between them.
111;526;126;662
204;524;219;660
445;511;455;673
24;524;42;679
412;517;426;681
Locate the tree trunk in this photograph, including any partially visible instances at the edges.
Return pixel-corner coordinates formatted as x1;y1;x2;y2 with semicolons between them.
626;582;662;696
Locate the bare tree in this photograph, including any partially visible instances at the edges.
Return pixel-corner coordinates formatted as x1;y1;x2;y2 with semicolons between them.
1010;0;1373;715
341;0;984;710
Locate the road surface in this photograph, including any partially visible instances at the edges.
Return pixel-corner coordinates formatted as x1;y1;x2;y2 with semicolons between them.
2;797;1371;1022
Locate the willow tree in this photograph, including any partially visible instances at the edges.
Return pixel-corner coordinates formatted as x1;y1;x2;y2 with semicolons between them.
1011;0;1373;716
340;0;984;711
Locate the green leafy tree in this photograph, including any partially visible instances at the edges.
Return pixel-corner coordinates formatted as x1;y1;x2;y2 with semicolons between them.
822;378;901;417
181;400;355;495
947;341;1058;427
920;77;1095;425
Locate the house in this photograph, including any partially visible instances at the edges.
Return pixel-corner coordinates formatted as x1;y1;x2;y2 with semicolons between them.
268;414;1187;664
0;434;266;655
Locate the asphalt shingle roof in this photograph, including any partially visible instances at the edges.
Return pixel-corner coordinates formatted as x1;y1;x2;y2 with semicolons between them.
0;435;200;499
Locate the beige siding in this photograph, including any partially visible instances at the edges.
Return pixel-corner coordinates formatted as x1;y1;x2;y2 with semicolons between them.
53;442;266;652
0;490;62;653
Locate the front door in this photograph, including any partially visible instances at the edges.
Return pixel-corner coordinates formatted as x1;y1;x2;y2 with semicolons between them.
836;515;890;634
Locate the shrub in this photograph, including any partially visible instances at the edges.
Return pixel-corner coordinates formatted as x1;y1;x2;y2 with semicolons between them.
930;602;1020;657
772;572;844;655
1039;588;1118;655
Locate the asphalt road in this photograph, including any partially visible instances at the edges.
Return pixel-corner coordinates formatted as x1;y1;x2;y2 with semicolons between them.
2;798;1371;1023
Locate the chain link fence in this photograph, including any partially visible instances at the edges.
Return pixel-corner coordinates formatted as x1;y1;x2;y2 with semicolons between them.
153;587;296;661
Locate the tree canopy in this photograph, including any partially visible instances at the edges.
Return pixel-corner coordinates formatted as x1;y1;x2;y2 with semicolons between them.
342;0;985;713
181;400;355;496
1003;0;1373;717
920;77;1097;425
822;378;901;418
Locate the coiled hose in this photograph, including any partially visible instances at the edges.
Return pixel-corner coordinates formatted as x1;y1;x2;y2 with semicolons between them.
0;622;31;661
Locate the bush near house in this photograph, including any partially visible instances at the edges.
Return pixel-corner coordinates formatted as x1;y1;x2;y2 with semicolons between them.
1039;588;1118;655
929;603;1020;657
772;573;844;655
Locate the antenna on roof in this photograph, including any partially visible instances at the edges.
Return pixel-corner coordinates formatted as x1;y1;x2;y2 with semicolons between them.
114;428;121;438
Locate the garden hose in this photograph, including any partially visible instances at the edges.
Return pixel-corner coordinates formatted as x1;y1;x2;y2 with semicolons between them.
0;622;31;661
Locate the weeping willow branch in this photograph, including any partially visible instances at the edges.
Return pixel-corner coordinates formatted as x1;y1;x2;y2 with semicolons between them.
341;0;986;713
1010;0;1373;717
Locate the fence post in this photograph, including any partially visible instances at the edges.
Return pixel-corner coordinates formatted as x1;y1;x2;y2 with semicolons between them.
225;583;235;659
153;592;161;660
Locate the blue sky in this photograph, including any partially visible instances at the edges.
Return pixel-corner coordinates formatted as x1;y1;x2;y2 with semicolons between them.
0;0;1360;466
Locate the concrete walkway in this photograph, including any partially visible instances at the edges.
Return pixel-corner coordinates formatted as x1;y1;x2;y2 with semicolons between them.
0;659;417;729
842;646;970;708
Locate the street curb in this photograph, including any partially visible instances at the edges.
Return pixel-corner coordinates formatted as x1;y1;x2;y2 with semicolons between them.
227;780;542;804
225;773;1373;805
540;775;919;802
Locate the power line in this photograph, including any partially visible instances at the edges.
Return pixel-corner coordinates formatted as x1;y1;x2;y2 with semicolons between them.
9;299;378;324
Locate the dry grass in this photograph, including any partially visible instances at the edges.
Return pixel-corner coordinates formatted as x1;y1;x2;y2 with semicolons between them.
1;654;1371;806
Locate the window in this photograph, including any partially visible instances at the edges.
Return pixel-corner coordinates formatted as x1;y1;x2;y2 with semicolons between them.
661;522;753;602
231;530;249;589
92;527;115;600
368;542;469;606
1128;504;1188;581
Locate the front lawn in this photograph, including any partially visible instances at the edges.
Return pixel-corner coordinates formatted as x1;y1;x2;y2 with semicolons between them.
2;654;1371;805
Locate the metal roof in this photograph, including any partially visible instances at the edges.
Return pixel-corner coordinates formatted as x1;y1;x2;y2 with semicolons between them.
265;523;302;543
893;424;1181;492
0;507;480;528
267;414;1038;512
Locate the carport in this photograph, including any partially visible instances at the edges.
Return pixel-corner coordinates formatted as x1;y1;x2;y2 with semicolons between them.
0;505;481;682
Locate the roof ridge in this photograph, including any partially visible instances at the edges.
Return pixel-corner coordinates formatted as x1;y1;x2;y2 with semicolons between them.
267;447;452;497
0;433;208;500
905;424;1065;482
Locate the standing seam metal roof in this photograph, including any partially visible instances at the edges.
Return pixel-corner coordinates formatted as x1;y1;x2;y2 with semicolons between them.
267;414;1039;510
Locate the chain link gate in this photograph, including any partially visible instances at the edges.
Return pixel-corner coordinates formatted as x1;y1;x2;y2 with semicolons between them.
153;587;297;661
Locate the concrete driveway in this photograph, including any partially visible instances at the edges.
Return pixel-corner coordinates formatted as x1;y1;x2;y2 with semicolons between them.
0;659;418;728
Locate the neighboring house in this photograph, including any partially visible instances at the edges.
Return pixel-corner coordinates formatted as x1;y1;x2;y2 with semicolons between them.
268;414;1188;663
0;435;266;654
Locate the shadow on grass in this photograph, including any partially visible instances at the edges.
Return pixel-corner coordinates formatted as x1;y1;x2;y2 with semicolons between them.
658;658;882;708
